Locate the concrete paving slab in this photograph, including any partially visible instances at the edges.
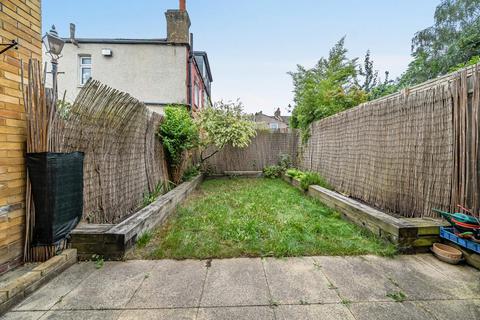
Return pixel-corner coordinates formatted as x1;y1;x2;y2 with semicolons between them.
263;257;339;304
14;263;97;311
313;256;397;302
348;301;434;320
0;311;45;320
361;255;458;301
274;304;355;320
415;299;480;320
51;261;154;310
38;310;122;319
118;309;197;320
200;258;270;307
414;254;480;298
197;306;275;320
126;260;206;308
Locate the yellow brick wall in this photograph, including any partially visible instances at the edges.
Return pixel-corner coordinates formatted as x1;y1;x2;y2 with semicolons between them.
0;0;41;274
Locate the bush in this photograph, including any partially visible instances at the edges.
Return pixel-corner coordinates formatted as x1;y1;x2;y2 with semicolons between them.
182;165;200;182
286;168;331;191
263;165;283;178
157;106;199;167
286;168;303;179
278;154;292;171
299;171;331;191
263;154;293;179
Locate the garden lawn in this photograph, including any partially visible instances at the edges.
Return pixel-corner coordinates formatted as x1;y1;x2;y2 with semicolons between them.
129;178;396;259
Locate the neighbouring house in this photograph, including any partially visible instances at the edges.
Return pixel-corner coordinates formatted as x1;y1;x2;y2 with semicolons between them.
0;0;42;274
254;108;290;131
48;0;213;115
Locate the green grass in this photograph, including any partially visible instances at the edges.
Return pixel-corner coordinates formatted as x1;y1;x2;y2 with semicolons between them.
128;178;395;259
136;231;153;248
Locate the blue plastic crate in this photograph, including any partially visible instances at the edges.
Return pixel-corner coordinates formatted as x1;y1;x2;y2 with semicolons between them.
440;227;480;254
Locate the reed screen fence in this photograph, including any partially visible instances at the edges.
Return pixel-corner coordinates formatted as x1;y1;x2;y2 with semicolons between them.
50;80;169;224
299;66;480;218
205;131;299;174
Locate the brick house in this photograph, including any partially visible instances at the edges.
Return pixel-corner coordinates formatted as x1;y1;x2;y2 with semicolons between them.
50;0;212;115
0;0;42;274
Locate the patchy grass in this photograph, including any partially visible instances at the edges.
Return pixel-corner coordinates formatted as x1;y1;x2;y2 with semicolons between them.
136;231;153;248
387;291;407;302
128;178;395;259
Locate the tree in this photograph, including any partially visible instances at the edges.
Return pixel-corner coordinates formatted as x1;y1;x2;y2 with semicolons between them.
289;37;367;140
359;50;379;93
196;100;256;162
369;71;399;100
157;106;199;183
400;0;480;86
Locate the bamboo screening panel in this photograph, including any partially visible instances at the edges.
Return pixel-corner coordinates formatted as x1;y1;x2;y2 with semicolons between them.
50;80;169;224
299;65;480;218
206;131;299;173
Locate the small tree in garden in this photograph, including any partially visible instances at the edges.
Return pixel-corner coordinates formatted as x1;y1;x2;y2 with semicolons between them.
196;100;256;163
157;106;199;183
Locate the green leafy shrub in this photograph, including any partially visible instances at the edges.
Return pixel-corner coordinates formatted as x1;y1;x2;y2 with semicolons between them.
286;169;331;191
263;165;283;178
278;153;292;171
196;100;256;162
182;165;200;182
286;168;303;179
157;106;199;167
299;171;331;191
263;154;293;179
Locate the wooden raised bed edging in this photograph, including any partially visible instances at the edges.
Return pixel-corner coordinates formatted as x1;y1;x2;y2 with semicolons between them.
70;174;204;260
0;249;77;315
282;174;447;252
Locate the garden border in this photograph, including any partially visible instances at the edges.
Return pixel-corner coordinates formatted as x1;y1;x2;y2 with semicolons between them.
0;249;77;315
70;175;204;260
282;174;447;252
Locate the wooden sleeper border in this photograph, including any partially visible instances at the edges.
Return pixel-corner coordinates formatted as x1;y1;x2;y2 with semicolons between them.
282;174;447;252
70;175;204;260
0;249;77;315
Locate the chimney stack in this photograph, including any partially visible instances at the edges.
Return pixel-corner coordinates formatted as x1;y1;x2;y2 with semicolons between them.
165;0;191;44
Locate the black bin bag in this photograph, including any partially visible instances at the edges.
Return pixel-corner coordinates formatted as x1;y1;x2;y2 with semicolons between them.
26;152;84;246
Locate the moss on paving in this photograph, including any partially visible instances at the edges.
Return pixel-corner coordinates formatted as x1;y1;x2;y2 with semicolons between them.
128;178;396;259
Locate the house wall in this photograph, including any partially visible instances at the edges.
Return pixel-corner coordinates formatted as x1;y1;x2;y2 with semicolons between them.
255;114;289;130
53;43;188;106
190;57;208;113
0;0;42;274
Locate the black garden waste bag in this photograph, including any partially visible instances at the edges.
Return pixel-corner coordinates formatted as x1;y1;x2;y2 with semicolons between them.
27;152;84;246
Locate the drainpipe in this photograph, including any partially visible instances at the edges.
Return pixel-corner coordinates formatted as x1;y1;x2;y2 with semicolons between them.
187;33;194;111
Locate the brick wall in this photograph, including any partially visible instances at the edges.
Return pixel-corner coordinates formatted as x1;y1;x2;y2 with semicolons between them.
0;0;42;274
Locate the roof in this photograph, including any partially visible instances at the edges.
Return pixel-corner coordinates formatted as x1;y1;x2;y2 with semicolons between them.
64;38;170;45
194;51;213;82
254;113;289;124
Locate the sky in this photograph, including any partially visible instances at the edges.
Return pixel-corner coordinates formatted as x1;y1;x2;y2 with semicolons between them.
42;0;441;115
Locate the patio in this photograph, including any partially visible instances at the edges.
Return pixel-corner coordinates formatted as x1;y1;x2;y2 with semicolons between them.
3;254;479;320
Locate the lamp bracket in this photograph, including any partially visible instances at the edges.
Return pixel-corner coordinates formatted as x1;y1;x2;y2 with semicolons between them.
0;40;18;55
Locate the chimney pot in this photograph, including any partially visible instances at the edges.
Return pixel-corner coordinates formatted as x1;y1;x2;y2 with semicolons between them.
180;0;186;11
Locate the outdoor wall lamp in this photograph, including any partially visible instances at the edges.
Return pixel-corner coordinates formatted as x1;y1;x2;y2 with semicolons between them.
43;25;65;99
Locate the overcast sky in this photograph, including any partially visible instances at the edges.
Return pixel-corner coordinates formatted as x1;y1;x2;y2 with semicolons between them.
42;0;440;115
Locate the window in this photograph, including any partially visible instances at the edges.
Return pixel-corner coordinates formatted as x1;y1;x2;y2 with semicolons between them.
269;123;279;130
79;55;92;86
194;82;200;107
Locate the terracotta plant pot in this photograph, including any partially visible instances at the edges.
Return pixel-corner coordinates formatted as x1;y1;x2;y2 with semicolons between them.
432;243;462;264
